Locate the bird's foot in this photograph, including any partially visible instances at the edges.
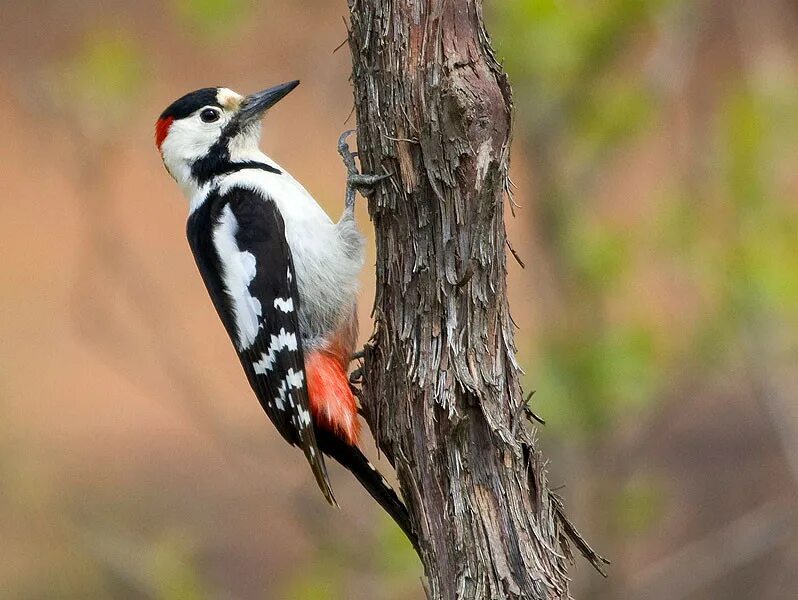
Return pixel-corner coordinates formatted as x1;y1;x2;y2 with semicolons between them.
349;320;381;386
349;172;390;190
338;130;389;208
349;366;364;386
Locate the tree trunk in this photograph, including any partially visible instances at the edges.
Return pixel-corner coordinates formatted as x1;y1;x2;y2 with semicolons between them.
345;1;605;598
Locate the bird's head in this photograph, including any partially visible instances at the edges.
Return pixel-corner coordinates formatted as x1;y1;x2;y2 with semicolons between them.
155;81;299;196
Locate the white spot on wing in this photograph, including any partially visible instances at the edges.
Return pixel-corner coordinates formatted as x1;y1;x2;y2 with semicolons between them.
297;406;312;427
274;368;305;410
213;204;262;350
273;297;294;313
252;328;297;374
284;368;304;389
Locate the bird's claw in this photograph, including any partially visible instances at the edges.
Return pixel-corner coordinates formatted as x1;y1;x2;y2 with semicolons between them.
349;366;364;385
338;130;389;204
338;130;358;176
349;172;390;189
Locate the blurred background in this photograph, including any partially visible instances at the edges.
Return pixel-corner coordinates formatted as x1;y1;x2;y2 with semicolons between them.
1;0;796;598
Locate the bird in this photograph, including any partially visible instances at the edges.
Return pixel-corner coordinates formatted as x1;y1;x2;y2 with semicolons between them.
155;81;416;547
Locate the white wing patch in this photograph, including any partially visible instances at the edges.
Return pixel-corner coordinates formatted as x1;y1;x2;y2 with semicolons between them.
273;297;294;313
297;406;312;427
213;204;262;350
284;367;304;389
274;368;305;411
252;328;298;374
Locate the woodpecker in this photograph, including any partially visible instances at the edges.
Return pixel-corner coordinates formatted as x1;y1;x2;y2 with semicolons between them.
155;81;416;547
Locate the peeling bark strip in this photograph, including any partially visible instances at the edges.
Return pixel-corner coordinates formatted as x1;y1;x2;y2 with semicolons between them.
346;1;605;598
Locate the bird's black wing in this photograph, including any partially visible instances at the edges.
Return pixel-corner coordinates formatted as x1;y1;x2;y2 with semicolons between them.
187;185;336;505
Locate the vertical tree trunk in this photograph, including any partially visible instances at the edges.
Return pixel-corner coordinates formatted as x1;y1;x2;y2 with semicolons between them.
346;1;605;598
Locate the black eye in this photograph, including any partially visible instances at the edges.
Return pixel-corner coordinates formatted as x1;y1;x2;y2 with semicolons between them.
200;108;220;123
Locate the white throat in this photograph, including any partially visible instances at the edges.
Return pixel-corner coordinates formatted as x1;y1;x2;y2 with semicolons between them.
165;159;203;199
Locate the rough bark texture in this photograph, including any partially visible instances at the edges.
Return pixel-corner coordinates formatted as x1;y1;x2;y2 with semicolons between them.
346;2;603;598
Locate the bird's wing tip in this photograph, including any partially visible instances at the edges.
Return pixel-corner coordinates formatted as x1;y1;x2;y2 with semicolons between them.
305;444;337;507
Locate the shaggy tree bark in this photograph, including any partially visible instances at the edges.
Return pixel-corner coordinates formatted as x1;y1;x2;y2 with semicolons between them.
346;1;606;598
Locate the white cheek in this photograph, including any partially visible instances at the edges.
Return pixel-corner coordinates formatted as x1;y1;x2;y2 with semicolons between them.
162;119;220;163
161;117;224;199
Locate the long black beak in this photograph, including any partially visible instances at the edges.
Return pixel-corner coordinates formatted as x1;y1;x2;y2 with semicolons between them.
236;80;300;128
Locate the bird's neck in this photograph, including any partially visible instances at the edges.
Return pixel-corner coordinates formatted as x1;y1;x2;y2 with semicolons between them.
168;163;199;200
183;147;283;214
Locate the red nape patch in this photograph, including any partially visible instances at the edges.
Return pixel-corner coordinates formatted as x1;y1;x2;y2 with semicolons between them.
306;352;361;446
155;116;174;150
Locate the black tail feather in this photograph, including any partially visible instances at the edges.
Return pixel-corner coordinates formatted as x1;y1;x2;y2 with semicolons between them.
317;430;419;551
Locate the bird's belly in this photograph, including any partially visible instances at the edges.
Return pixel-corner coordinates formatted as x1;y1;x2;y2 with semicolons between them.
284;220;362;352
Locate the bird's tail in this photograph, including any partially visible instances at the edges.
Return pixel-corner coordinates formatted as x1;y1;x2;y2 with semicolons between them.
317;429;419;551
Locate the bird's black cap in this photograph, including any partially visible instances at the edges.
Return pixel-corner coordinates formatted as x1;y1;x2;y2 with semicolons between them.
159;87;223;121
